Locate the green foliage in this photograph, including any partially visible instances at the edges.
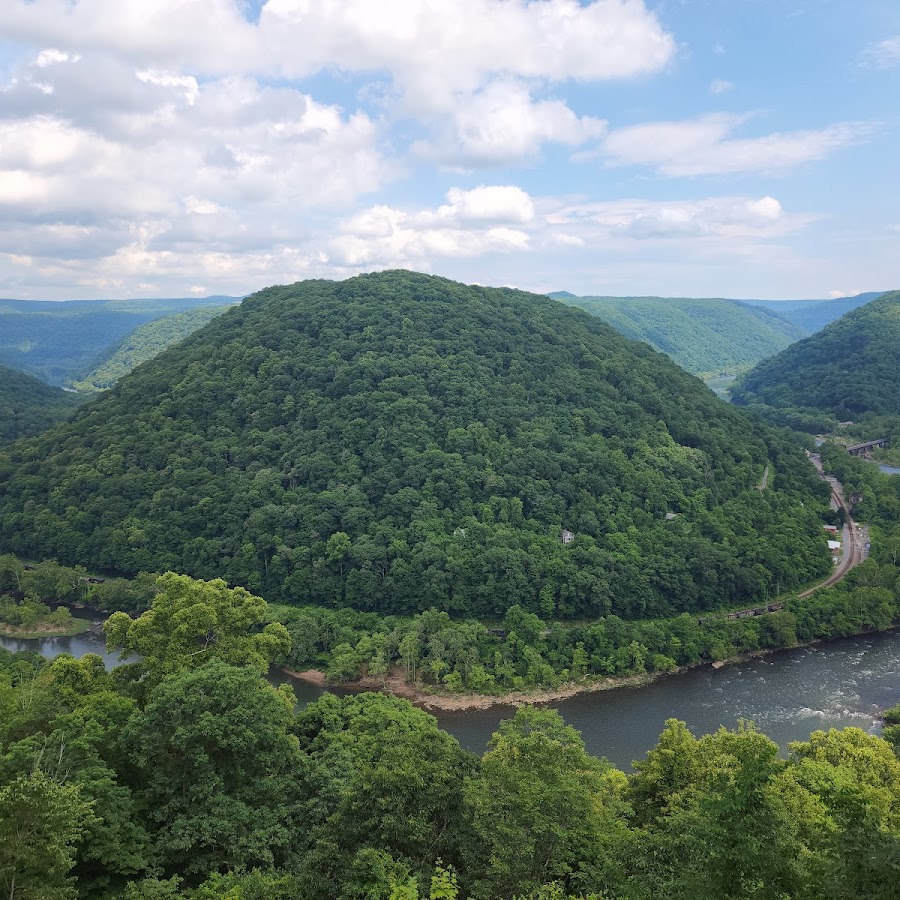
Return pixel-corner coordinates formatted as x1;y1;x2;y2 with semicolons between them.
0;271;831;620
817;442;900;530
73;306;231;391
0;593;85;636
465;706;627;898
292;692;476;899
104;572;290;679
275;553;900;695
554;293;805;376
0;365;84;446
0;770;94;900
733;289;900;420
123;661;304;882
2;634;900;899
0;684;151;896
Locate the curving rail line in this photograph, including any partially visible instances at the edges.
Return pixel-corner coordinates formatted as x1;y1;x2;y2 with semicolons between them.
798;456;868;599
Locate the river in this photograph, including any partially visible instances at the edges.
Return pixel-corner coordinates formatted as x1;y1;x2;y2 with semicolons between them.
880;464;900;476
3;609;898;770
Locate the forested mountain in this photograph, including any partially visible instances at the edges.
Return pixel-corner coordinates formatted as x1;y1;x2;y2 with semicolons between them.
551;293;804;375
0;365;85;446
0;271;831;619
0;294;241;385
72;306;232;391
733;290;900;420
747;291;885;334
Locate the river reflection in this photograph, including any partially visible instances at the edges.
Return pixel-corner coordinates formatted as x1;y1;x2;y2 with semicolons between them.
3;614;898;770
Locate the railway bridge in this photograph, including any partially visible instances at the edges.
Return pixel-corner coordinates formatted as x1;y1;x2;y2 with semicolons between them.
847;438;888;456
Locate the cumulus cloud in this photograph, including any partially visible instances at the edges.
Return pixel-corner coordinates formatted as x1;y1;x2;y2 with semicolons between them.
0;53;389;257
416;80;606;166
329;185;535;267
0;1;675;85
601;114;872;176
0;0;674;160
326;186;814;279
0;0;683;294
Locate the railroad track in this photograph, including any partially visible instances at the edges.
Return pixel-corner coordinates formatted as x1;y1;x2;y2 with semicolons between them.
797;473;867;599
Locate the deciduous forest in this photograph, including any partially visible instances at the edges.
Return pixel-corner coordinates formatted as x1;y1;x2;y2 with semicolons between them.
1;574;898;900
0;272;832;620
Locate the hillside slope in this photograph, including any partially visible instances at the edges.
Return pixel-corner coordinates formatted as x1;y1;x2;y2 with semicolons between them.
0;295;241;385
732;289;900;419
551;293;804;375
0;365;85;446
73;306;232;391
0;271;829;619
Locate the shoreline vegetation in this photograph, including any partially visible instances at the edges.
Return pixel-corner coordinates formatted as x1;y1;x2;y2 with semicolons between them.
0;618;90;639
280;626;900;713
0;587;93;639
3;441;900;710
279;663;665;711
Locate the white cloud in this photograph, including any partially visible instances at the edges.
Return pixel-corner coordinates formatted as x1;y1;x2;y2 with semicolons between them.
34;48;80;67
440;186;536;225
329;185;536;267
415;80;607;166
326;187;813;278
0;64;389;244
0;0;673;164
0;1;676;85
0;0;684;295
601;114;873;176
863;34;900;68
136;69;200;105
708;79;733;94
549;194;809;240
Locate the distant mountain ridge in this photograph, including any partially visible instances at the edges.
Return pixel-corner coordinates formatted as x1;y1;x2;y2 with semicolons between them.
549;293;804;376
746;291;886;333
550;290;885;377
732;289;900;420
0;295;242;385
72;306;233;392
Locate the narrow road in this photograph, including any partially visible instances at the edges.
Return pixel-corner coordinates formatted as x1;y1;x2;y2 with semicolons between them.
798;454;869;599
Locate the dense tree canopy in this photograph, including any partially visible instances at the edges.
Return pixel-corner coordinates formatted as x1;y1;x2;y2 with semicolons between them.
0;365;85;446
1;632;898;899
0;271;830;619
733;290;900;419
104;572;290;680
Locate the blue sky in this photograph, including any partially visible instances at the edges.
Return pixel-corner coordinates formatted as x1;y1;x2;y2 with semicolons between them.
0;0;897;300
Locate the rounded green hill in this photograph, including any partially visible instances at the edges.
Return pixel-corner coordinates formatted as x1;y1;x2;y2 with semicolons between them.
0;271;829;618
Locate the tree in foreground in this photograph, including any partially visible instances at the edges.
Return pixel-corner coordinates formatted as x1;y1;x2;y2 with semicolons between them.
104;572;289;680
465;706;629;898
292;692;476;899
123;661;304;882
0;770;94;900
